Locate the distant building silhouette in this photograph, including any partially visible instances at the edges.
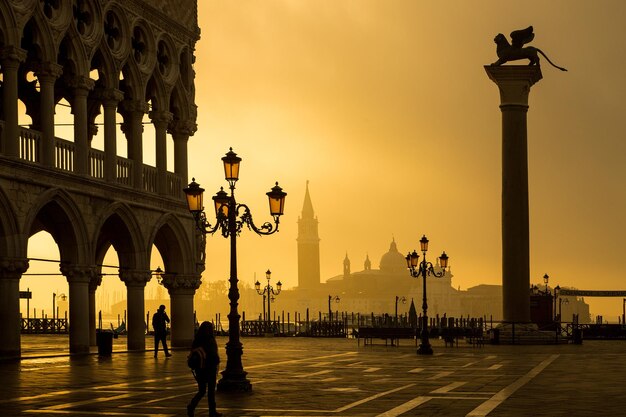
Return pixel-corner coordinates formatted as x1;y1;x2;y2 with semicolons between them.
297;181;321;289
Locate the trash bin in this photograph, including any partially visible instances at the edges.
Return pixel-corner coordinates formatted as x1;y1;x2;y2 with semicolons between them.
572;328;582;345
96;330;113;356
490;328;500;345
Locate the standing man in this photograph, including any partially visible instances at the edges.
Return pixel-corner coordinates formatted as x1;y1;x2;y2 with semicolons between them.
152;305;171;357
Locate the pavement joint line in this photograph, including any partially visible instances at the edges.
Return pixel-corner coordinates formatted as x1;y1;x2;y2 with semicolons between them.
374;395;432;417
430;381;467;394
295;369;334;378
25;410;174;416
333;383;415;412
246;351;357;369
462;361;478;367
363;367;381;372
428;371;454;380
465;354;560;417
41;393;138;410
0;390;74;404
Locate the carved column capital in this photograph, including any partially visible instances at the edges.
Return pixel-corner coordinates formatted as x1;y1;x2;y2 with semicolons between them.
161;274;201;294
65;75;95;93
119;269;152;287
120;99;149;115
89;274;103;292
34;62;64;81
149;110;173;128
0;257;29;278
168;119;197;137
0;46;27;66
60;264;97;284
96;88;125;106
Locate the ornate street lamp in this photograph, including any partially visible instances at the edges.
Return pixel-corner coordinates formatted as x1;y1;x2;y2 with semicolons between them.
543;273;550;295
406;235;449;355
255;269;282;332
184;148;286;392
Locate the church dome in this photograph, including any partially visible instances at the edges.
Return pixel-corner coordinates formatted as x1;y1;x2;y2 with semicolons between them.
379;239;406;273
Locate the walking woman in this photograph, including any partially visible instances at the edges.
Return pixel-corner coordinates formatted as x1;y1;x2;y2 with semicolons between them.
187;322;221;417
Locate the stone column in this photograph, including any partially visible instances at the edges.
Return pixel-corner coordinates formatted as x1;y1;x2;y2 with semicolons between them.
150;110;173;196
120;100;148;190
67;76;95;175
35;62;63;167
162;274;201;348
88;274;102;346
0;47;27;157
119;269;151;351
101;89;124;183
169;120;196;189
0;258;29;358
485;65;542;324
61;264;95;354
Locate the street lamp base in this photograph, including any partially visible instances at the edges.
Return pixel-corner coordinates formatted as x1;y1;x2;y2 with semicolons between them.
216;373;252;392
417;343;433;355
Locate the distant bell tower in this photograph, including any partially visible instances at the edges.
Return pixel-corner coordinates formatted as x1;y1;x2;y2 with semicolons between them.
297;181;321;289
343;253;351;278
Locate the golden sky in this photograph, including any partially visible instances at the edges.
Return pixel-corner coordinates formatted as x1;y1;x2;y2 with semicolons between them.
19;1;626;320
189;0;626;318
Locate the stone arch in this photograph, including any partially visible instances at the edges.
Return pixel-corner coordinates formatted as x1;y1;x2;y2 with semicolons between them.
23;188;90;265
120;57;144;102
169;79;191;123
57;28;90;77
146;72;169;112
0;1;19;47
0;185;22;259
148;213;192;276
93;202;145;272
91;42;120;90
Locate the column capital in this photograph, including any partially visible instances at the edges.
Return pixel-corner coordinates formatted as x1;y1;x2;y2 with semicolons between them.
89;274;103;291
60;264;97;284
149;110;173;128
120;99;149;115
0;257;29;278
34;62;64;81
0;46;27;65
168;119;197;137
161;273;201;294
65;75;95;93
95;87;124;105
119;269;152;287
484;65;542;107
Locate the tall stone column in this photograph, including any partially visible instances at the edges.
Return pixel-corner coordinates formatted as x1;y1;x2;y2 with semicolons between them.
61;264;95;354
150;110;173;196
485;65;542;324
120;100;148;190
35;62;63;167
68;76;95;175
0;258;29;358
0;47;27;157
120;269;151;351
162;274;201;348
88;274;102;346
169;120;196;189
101;89;124;183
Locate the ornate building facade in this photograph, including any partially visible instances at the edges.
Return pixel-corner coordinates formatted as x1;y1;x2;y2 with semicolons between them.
0;0;202;357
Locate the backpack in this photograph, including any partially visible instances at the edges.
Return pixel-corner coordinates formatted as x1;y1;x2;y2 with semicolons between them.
187;347;206;370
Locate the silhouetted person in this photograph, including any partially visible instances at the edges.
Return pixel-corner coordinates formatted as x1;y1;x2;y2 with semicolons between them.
152;305;171;357
187;321;221;417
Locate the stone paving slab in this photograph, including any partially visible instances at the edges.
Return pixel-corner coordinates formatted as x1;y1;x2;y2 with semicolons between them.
2;336;626;416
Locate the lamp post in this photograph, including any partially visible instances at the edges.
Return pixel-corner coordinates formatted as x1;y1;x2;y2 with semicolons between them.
543;273;550;295
554;285;560;321
184;148;286;392
255;270;282;333
406;235;449;355
395;296;406;324
328;295;340;321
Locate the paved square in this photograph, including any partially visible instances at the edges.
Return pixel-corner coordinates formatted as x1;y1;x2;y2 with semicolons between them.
2;336;625;416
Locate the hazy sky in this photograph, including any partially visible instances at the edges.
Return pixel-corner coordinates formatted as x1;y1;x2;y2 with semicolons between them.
20;1;626;320
189;0;626;318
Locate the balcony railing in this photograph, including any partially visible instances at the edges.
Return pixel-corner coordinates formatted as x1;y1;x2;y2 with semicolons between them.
3;125;181;198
